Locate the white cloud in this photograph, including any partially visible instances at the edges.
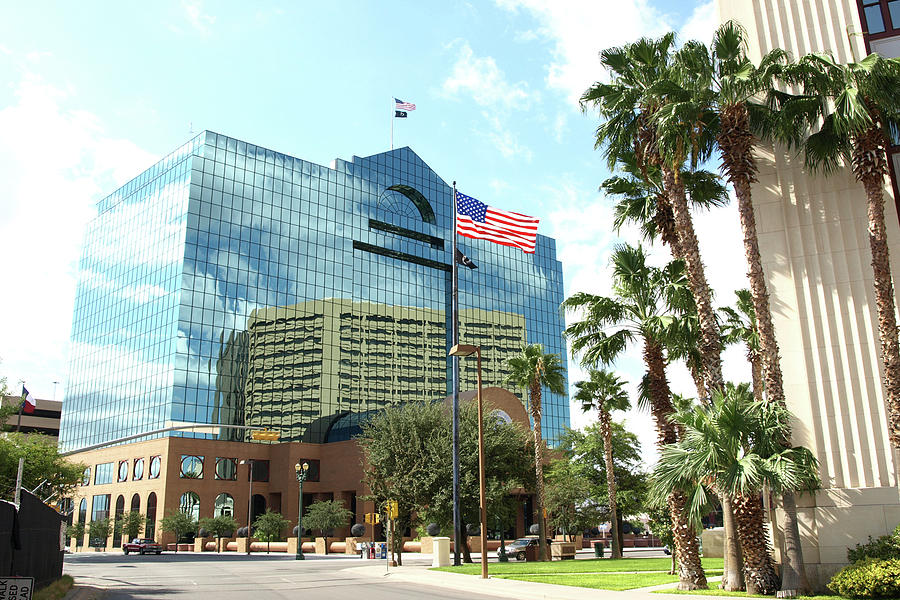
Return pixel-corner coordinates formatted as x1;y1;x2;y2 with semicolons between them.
0;71;156;401
678;0;718;44
496;0;674;106
441;40;537;160
182;0;216;36
442;40;534;110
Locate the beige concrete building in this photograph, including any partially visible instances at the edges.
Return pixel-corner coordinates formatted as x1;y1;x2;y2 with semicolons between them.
1;395;62;440
718;0;900;586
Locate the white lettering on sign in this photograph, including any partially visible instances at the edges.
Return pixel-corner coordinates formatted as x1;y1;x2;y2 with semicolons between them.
0;577;34;600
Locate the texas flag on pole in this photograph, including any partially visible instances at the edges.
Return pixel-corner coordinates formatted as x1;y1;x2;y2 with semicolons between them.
21;386;35;414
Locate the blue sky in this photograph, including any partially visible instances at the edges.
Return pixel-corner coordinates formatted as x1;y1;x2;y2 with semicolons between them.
0;0;751;463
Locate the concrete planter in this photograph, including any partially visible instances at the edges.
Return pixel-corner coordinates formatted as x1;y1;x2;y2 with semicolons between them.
550;541;576;560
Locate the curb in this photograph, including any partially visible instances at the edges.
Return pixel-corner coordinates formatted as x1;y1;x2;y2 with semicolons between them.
61;586;105;600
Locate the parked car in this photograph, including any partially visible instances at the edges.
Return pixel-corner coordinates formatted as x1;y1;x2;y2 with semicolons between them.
496;537;553;561
123;538;162;555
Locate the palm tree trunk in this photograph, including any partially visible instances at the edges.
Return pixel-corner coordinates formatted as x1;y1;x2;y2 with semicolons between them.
858;163;900;448
530;382;550;562
662;166;724;397
600;411;622;559
733;493;780;596
720;494;745;591
720;103;809;595
749;349;764;403
644;339;707;589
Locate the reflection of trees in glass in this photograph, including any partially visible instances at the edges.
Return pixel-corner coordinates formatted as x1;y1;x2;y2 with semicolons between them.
215;457;237;480
180;455;203;479
179;491;200;521
214;493;234;517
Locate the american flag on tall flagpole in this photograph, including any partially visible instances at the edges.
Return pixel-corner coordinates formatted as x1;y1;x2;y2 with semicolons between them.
455;191;539;253
394;98;416;111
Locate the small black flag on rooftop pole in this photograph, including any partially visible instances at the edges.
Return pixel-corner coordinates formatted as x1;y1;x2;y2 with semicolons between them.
395;111;407;118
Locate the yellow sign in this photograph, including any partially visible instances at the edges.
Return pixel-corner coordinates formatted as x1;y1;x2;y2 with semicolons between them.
364;512;381;524
250;429;280;441
386;500;398;519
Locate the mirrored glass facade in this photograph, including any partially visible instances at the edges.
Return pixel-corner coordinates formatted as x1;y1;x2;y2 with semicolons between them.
60;131;568;452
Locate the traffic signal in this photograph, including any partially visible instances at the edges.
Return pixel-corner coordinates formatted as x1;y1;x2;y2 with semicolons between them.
386;500;398;519
364;513;381;525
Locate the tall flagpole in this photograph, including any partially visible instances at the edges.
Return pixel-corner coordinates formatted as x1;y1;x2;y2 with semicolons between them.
450;181;462;566
390;99;394;150
16;383;25;433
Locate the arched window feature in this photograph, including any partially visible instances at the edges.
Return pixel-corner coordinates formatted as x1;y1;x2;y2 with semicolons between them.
377;185;436;224
78;498;87;524
118;461;128;482
214;493;234;517
133;458;144;480
146;492;157;539
180;492;200;521
130;493;141;513
82;467;91;486
113;495;125;547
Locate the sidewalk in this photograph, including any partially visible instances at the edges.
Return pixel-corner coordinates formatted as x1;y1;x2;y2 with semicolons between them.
347;560;712;600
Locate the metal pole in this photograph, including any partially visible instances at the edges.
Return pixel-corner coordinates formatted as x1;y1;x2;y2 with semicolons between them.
247;460;253;555
16;384;24;433
450;181;461;566
476;348;488;579
296;470;305;560
14;457;24;507
391;99;394;150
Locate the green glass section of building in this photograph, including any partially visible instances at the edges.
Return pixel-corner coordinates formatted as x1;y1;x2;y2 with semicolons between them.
60;131;568;451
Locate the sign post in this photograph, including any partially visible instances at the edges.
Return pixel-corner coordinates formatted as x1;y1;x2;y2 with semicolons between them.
0;577;34;600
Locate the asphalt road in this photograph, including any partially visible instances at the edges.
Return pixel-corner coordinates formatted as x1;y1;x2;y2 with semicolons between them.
64;552;503;600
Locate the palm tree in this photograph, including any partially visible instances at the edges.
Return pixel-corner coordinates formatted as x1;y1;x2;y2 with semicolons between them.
721;289;763;402
583;33;725;404
789;51;900;449
564;244;707;590
657;23;811;594
651;383;820;595
573;369;630;559
505;344;566;562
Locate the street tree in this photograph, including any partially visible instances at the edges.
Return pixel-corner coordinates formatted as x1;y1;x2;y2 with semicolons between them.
198;515;238;552
304;500;353;554
0;433;85;502
160;510;196;552
544;457;605;542
505;344;566;562
88;518;111;548
66;521;86;548
120;511;144;542
254;509;290;554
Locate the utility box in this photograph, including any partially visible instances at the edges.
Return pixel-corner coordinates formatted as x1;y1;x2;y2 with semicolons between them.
431;537;450;567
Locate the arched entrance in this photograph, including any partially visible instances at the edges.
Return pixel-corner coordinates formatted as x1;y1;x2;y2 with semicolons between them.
112;495;125;547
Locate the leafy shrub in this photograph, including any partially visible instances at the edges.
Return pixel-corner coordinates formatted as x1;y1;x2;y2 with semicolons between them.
829;558;900;598
848;532;900;563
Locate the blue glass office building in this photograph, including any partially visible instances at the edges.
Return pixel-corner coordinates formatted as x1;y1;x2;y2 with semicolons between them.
60;131;568;452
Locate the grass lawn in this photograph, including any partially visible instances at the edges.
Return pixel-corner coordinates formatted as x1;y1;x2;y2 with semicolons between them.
499;572;685;591
653;589;846;600
433;557;724;576
34;575;74;600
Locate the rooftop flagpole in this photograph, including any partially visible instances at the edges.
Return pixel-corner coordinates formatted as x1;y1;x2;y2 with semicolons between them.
390;98;394;150
451;181;462;566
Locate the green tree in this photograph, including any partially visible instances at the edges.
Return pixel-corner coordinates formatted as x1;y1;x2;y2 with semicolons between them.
505;344;566;562
564;244;706;589
120;511;144;543
253;509;290;554
0;433;85;502
721;289;762;402
651;383;820;595
572;369;630;558
88;518;111;548
66;521;86;548
160;510;197;552
304;500;352;554
647;507;676;574
198;515;238;552
544;458;604;542
558;422;647;555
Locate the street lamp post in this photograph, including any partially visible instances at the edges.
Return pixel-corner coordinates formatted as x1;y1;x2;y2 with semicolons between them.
448;343;488;580
295;461;309;560
239;459;254;555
